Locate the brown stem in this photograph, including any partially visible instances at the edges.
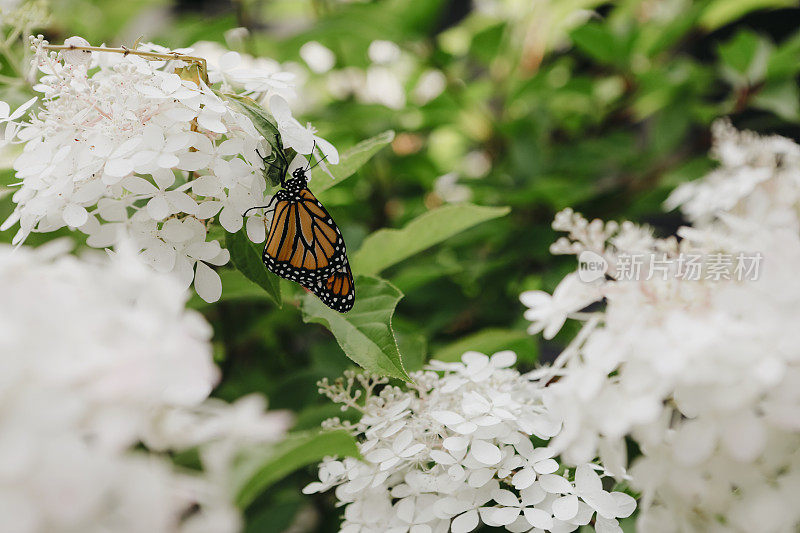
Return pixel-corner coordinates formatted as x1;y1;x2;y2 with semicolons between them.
43;44;209;84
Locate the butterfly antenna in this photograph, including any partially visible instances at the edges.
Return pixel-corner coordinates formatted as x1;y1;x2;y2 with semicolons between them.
305;140;317;171
309;152;329;170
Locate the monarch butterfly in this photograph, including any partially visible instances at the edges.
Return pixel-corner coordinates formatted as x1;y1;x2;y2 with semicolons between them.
244;151;355;313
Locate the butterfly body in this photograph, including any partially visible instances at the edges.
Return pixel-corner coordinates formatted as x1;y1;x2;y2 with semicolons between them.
258;166;355;313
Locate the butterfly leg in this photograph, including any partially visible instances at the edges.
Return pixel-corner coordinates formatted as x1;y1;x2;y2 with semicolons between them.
256;147;290;186
242;195;279;218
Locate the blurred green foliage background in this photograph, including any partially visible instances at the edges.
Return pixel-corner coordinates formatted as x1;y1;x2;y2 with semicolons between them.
3;0;800;530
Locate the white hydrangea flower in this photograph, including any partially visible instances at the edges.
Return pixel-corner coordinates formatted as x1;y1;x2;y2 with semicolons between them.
299;41;336;74
0;241;290;532
412;69;447;105
305;352;635;533
520;273;601;339
666;119;800;229
291;38;413;111
268;93;339;164
367;40;402;65
361;65;407;110
0;36;338;302
524;123;800;532
190;41;297;101
434;172;472;203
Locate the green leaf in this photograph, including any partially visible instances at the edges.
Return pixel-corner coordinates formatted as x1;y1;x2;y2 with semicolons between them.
636;1;707;58
434;328;538;364
311;130;395;193
767;30;800;79
570;23;622;66
234;429;359;508
700;0;795;31
300;275;410;381
753;79;800;121
717;30;772;86
292;403;361;431
222;93;280;140
187;269;280;309
469;23;506;65
222;93;287;186
390;256;462;293
351;204;510;276
395;330;428;372
225;228;282;306
244;499;304;533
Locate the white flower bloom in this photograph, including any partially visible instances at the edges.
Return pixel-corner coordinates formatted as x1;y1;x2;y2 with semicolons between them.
412;69;447;105
0;241;288;532
363;65;406;109
306;352;634;532
306;41;415;112
367;40;402;65
300;41;336;74
666;119;800;229
268;94;339;164
0;95;36;122
527;123;800;531
190;41;296;101
520;273;600;339
434;172;472;203
1;37;338;302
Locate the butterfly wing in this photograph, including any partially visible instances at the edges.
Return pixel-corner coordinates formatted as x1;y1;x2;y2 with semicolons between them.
262;189;347;286
306;262;355;313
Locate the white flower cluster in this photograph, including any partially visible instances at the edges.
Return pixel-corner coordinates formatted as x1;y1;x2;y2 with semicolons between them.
1;36;338;302
305;352;635;533
0;240;290;533
198;37;445;112
521;121;800;532
666;119;800;228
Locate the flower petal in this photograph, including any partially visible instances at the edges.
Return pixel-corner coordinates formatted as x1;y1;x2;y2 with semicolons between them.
194;261;222;303
451;510;479;533
552;495;579;521
538;474;572;494
470;440;502;466
62;203;88;227
523;507;553;530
